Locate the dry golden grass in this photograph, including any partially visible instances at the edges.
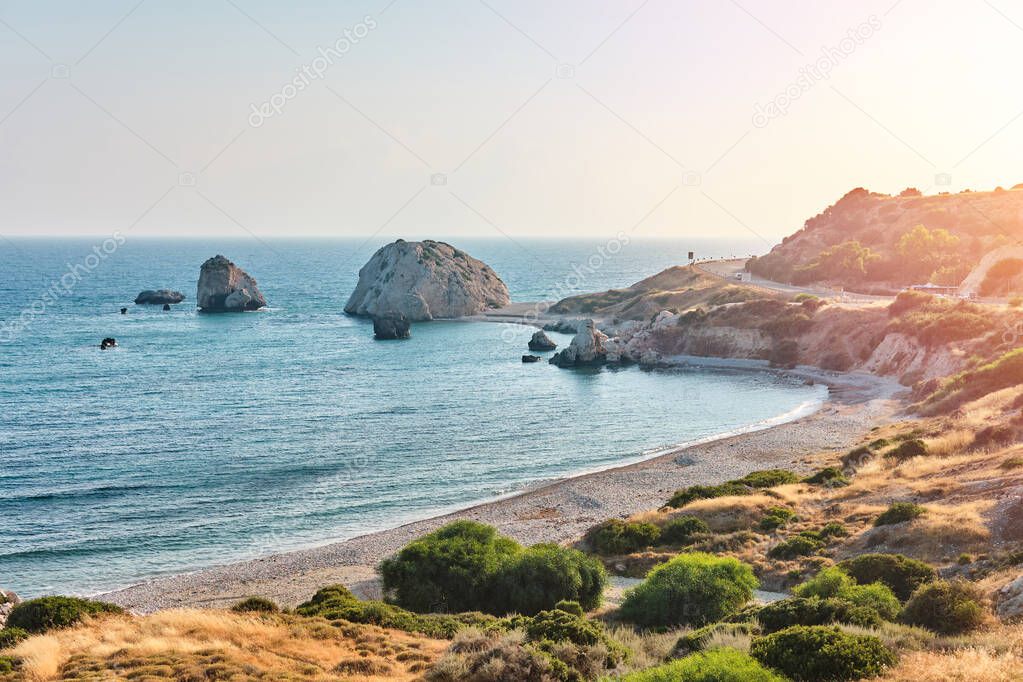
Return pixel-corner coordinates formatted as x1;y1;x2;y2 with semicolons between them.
9;609;445;681
879;648;1023;681
668;494;787;533
845;502;991;563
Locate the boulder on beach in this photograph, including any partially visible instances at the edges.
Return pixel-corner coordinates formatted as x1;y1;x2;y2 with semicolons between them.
196;256;267;313
134;289;185;305
527;330;557;351
373;313;411;340
344;240;510;321
549;319;609;367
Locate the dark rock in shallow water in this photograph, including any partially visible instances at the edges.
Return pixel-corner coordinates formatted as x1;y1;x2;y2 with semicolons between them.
162;304;171;311
196;256;267;313
135;289;185;305
373;314;411;340
100;338;117;350
120;307;127;315
522;354;542;363
527;330;557;351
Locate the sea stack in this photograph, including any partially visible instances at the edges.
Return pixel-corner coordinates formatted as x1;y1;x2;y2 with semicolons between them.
196;255;267;313
549;320;609;367
528;330;557;351
344;240;510;321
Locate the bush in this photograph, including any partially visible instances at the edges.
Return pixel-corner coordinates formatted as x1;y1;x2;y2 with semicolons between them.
296;584;502;638
231;596;279;613
838;553;937;601
660;516;710;545
750;625;897;681
587;520;661;555
380;521;604;616
886;439;928;461
758;507;797;532
619;553;757;627
424;631;579;682
874;502;926;527
0;628;28;649
737;469;800;488
767;535;824;559
667;481;751;508
513;609;627;666
621;648;786;682
672;622;758;656
0;657;16;674
793;567;899;620
6;596;124;634
804;467;850;487
554;600;583;617
900;580;986;634
491;544;606;615
755;597;882;633
819;522;848;539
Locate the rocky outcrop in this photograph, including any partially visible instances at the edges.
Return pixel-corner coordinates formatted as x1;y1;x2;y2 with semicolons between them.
997;574;1023;620
135;289;185;305
522;354;542;363
528;330;557;351
373;314;411;340
0;590;20;628
344;240;510;321
550;320;609;367
100;338;117;350
197;256;267;313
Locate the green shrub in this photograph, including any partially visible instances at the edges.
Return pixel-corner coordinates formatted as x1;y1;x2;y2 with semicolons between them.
819;522;848;539
231;596;279;614
672;622;758;656
296;584;502;638
659;516;710;545
621;648;785;682
838;553;937;601
758;507;797;532
804;467;850;487
755;597;882;633
619;553;758;627
0;628;28;649
513;609;626;666
491;543;607;615
667;482;751;508
379;521;604;616
900;580;986;634
424;631;581;682
767;535;824;559
886;439;928;461
750;625;897;681
874;502;926;526
737;469;801;488
6;596;124;634
587;519;661;555
554;600;583;617
0;656;16;674
793;567;899;620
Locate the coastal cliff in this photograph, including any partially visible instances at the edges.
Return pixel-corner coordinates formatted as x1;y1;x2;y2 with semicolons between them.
344;240;510;321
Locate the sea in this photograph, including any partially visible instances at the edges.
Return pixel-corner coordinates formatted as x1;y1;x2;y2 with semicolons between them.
0;237;826;598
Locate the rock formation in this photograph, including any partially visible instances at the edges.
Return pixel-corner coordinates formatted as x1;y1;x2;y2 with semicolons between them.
373;313;411;340
0;590;20;628
196;256;267;313
549;320;609;367
528;330;557;351
344;240;510;321
522;354;542;363
135;289;185;305
100;338;117;350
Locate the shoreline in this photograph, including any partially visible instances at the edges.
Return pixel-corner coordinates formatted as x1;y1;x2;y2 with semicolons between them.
99;361;904;614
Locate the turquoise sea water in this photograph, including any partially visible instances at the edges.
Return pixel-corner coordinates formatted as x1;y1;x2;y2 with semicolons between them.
0;238;823;597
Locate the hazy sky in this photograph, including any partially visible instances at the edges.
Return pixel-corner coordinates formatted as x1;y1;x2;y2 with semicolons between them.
2;0;1023;244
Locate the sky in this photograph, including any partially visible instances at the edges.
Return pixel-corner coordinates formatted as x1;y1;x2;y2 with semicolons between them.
2;0;1023;245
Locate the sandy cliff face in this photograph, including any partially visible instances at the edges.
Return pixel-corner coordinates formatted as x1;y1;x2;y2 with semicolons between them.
344;240;510;320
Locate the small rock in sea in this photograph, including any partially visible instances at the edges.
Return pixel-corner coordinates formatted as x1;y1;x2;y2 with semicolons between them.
100;338;117;350
162;303;171;311
135;289;185;305
196;256;267;313
372;313;411;340
527;330;557;352
120;307;127;315
522;354;542;363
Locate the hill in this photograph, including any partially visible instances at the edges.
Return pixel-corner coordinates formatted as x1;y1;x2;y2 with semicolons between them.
749;186;1023;293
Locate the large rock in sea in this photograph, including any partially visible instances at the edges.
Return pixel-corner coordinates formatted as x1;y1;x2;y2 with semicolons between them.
344;240;510;321
528;330;557;351
196;255;267;313
550;320;609;367
135;289;185;305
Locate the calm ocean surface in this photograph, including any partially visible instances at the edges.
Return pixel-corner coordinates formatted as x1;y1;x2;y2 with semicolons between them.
0;237;824;597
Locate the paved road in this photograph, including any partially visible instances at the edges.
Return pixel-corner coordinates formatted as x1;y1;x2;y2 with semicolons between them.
694;259;894;304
